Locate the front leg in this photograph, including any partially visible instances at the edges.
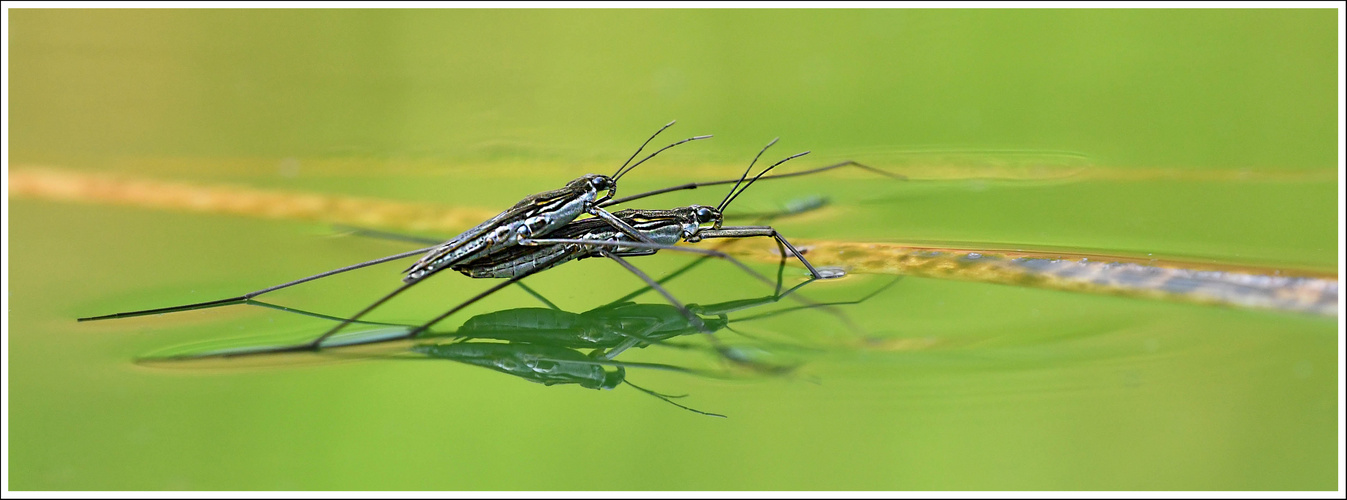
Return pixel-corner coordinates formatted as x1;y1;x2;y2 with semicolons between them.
695;226;841;280
587;207;661;245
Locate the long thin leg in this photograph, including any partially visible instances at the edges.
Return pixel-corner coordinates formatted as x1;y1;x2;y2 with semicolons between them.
77;246;438;322
602;248;723;306
156;268;852;364
301;280;422;350
586;207;660;245
518;237;777;289
206;273;531;359
332;225;443;246
769;238;789;295
601;161;903;208
514;282;561;310
598;235;796;317
597;249;708;333
591;322;668;359
596;250;786;373
402;273;536;338
601;204;816;306
223;231;550;349
695;226;834;279
689;275;819;318
296;252;542;350
378;251;714;356
520;235;855;326
561;230;854;329
711;276;905;340
246;299;414;328
733;276;904;323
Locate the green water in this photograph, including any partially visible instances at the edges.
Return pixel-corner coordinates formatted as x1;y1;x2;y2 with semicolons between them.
7;9;1340;490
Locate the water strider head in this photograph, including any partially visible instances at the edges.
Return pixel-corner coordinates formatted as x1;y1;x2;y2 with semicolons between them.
692;204;721;225
663;204;723;242
566;173;618;202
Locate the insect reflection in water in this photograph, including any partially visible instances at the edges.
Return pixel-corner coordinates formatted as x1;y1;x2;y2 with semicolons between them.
143;263;900;417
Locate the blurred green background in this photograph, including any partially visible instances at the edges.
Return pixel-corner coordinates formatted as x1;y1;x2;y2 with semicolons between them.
7;9;1340;490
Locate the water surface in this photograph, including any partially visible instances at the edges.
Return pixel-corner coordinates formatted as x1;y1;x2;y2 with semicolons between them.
7;9;1340;491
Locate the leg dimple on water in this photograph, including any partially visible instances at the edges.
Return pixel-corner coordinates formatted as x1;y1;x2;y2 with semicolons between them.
817;267;847;279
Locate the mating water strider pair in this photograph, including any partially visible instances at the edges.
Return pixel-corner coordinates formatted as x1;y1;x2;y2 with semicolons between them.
80;121;900;358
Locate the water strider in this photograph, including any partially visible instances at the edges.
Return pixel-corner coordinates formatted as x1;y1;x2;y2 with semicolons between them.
124;139;901;361
302;138;897;352
470;139;839;281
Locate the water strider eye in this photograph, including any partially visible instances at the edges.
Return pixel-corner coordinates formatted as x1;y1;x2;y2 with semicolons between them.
695;206;715;222
590;176;614;190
